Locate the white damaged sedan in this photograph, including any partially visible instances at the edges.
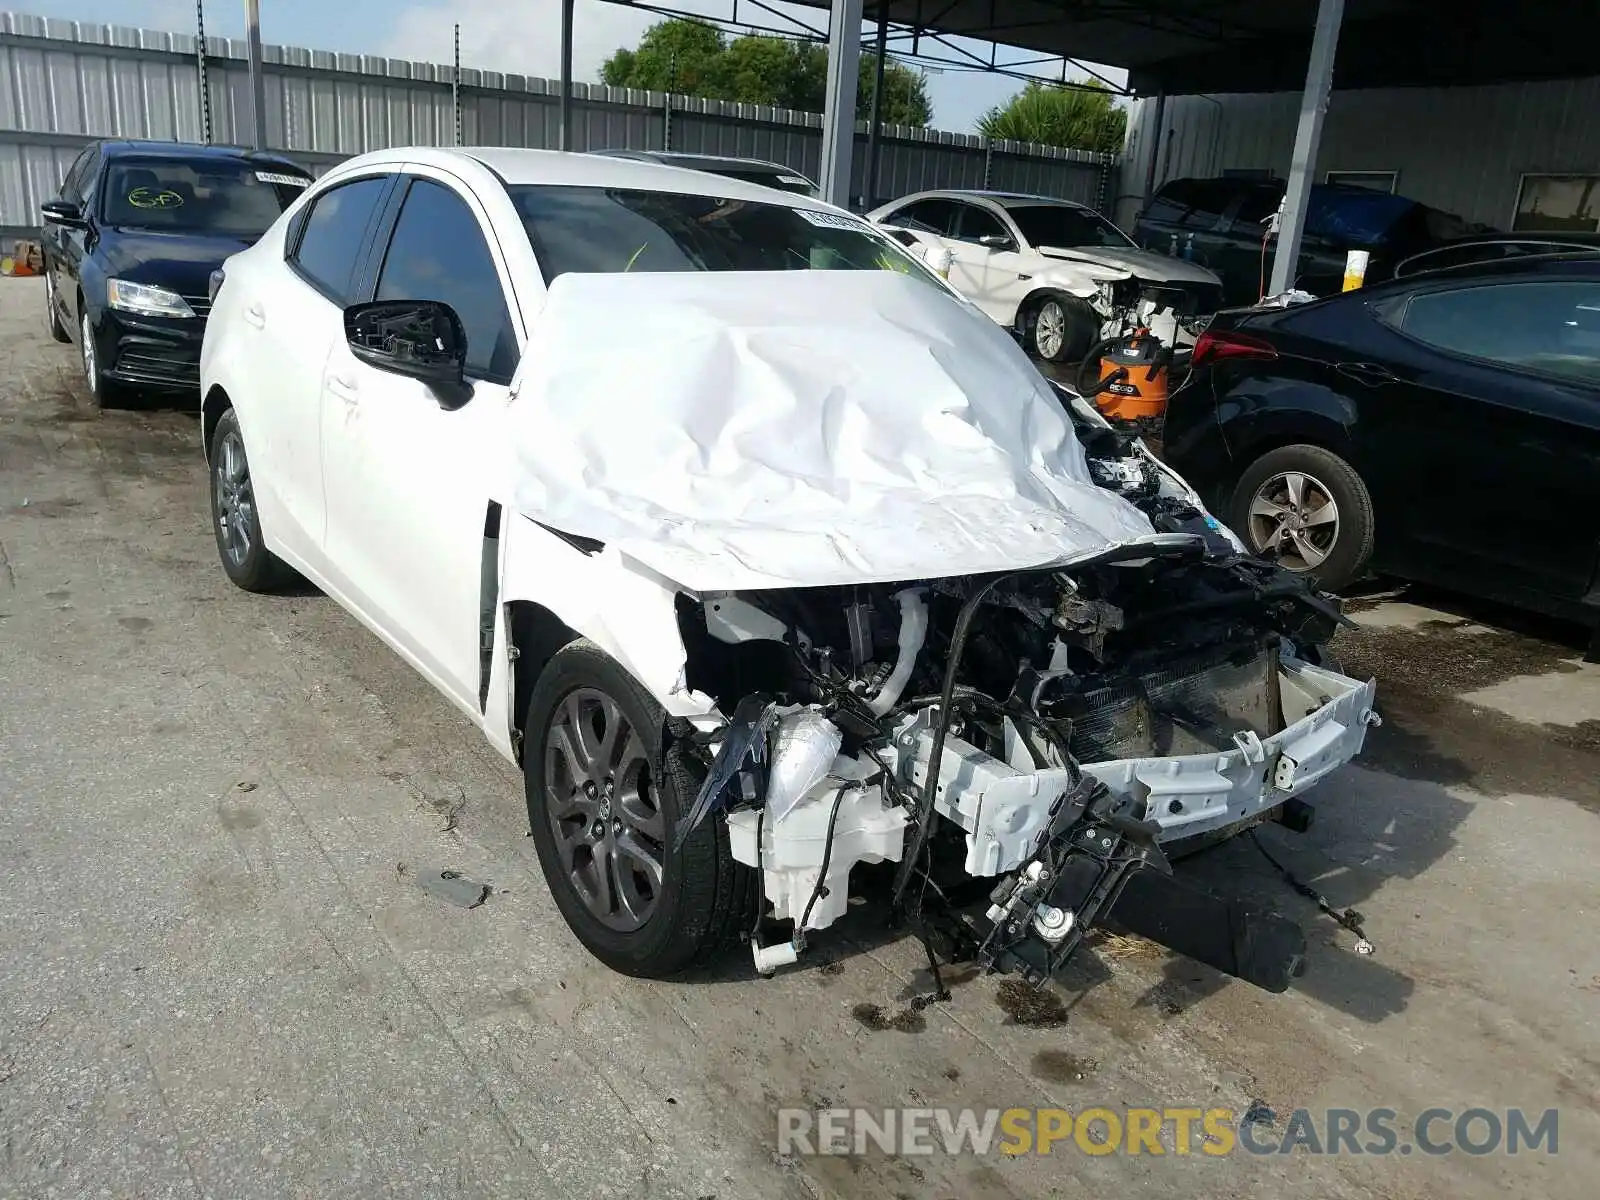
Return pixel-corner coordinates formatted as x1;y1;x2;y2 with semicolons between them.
200;148;1378;991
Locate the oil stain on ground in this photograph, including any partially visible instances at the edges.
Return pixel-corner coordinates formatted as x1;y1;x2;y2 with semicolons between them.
1334;608;1599;809
1030;1048;1099;1083
851;1002;926;1033
994;979;1069;1028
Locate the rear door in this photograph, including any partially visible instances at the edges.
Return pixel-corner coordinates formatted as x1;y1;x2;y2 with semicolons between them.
249;172;395;562
1362;273;1600;601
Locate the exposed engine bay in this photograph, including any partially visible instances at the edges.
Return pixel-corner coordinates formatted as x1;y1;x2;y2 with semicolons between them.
666;390;1379;993
1089;277;1218;351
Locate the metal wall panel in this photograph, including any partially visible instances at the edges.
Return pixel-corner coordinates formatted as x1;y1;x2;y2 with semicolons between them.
1121;77;1600;230
0;12;1111;246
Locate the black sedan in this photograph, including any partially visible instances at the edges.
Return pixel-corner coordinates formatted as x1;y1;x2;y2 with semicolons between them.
1163;254;1600;637
41;139;312;406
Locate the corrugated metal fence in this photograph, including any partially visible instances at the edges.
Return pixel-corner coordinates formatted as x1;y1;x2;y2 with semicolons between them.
0;12;1116;246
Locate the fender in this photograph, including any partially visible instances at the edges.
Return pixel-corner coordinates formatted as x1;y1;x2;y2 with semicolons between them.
498;513;720;727
1216;375;1359;463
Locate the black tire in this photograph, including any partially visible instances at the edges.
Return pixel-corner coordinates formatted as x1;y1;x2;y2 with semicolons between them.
1026;292;1097;363
78;306;127;408
208;407;294;592
45;273;70;343
524;639;756;977
1228;444;1375;592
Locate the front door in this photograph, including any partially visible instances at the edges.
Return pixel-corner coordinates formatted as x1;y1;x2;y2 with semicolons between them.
944;200;1031;325
320;171;524;711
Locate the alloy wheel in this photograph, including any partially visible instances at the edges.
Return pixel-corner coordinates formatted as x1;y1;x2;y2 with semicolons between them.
1247;470;1340;571
214;429;256;569
1035;300;1066;359
80;311;97;390
543;688;665;932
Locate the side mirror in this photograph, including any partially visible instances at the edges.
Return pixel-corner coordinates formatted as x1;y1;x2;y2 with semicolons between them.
978;233;1014;251
41;198;84;227
344;300;466;391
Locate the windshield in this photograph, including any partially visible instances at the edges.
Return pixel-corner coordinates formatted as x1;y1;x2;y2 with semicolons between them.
509;185;944;285
1006;203;1136;250
101;159;309;236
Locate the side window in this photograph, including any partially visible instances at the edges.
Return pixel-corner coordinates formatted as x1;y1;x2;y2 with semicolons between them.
887;198;959;237
289;176;390;306
1389;280;1600;386
952;202;1008;245
77;149;102;208
375;178;518;384
60;147;93;201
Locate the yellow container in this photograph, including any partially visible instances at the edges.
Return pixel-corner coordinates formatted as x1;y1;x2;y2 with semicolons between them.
1342;249;1371;292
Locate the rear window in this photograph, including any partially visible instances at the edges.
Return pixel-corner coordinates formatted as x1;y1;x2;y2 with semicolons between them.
704;168;817;197
1143;179;1237;228
101;158;309;236
510;185;943;286
1303;186;1417;246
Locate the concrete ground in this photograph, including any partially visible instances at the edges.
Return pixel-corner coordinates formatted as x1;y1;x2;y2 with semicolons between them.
0;276;1595;1199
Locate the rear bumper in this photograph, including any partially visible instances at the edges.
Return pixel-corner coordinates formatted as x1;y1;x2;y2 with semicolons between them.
98;308;206;393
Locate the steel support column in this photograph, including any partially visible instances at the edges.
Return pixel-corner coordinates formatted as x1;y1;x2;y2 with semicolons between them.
1269;0;1345;295
244;0;266;149
818;0;864;209
559;0;575;151
1141;88;1165;203
864;2;889;209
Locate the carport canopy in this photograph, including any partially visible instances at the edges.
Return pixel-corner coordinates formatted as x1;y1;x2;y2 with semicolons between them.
564;0;1600;294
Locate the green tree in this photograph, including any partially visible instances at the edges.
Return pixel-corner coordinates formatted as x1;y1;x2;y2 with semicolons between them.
600;19;728;95
600;19;932;126
978;82;1126;153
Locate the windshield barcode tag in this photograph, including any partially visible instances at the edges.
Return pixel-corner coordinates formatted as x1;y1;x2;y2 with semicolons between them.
794;208;869;232
256;171;310;187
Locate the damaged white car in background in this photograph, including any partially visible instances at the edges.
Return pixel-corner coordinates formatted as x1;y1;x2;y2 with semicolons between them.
867;189;1223;364
200;148;1377;999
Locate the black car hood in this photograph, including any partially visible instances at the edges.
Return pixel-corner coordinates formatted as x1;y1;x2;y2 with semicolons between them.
97;229;257;300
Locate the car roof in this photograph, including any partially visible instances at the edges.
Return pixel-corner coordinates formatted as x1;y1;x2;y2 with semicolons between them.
94;139;310;174
875;188;1091;212
592;149;807;176
326;146;841;212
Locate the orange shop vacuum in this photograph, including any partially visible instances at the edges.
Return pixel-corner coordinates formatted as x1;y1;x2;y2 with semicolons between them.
1074;329;1172;427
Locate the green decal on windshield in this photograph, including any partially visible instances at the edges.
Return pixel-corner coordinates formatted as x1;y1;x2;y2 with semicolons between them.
128;187;183;209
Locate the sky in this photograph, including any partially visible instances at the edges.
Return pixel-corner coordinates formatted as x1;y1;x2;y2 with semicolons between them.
16;0;1126;134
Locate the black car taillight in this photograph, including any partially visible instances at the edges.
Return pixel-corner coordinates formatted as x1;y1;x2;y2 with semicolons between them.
1192;329;1278;367
208;267;226;304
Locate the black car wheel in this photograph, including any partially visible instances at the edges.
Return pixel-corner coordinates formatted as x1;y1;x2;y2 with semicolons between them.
1229;444;1375;591
45;273;70;343
208;407;294;592
524;639;756;977
1028;293;1097;363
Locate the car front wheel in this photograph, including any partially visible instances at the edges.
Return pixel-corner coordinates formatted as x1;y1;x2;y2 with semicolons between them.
1228;444;1375;591
79;308;126;408
45;273;70;343
208;407;294;592
524;639;756;977
1028;293;1096;363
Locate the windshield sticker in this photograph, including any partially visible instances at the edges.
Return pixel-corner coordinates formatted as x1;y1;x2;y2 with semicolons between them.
793;207;870;232
127;187;183;209
778;175;812;187
256;171;310;188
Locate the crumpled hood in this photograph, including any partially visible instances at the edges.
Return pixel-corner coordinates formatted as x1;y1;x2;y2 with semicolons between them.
1037;243;1220;286
504;270;1157;591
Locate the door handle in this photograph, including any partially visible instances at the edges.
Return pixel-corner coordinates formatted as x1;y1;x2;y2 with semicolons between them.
1337;361;1398;387
326;372;358;404
243;302;266;329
